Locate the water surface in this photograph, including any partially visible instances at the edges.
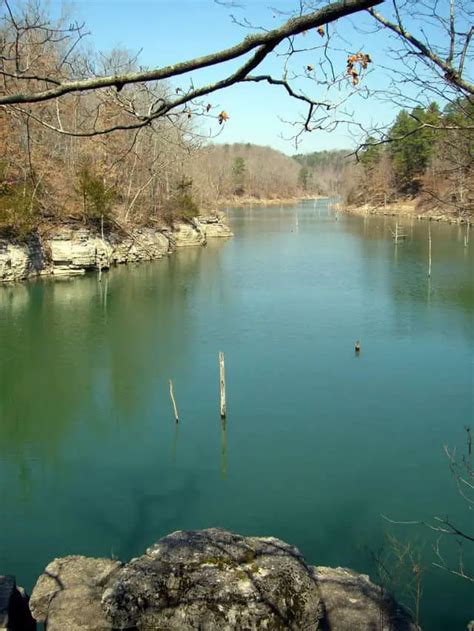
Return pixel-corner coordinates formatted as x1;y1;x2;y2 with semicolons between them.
0;201;473;629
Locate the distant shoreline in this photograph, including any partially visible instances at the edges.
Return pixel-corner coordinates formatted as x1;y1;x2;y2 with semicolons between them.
218;195;328;208
339;201;472;225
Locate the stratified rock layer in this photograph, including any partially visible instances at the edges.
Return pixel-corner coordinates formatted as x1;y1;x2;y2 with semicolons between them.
0;215;233;282
29;528;421;630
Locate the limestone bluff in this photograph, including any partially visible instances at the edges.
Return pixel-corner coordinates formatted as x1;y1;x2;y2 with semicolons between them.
0;215;232;283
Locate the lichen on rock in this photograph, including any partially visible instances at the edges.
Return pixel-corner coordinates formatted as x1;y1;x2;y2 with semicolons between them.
102;528;324;630
29;528;421;630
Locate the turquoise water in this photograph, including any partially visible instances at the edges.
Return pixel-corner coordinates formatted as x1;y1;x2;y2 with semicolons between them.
0;200;473;629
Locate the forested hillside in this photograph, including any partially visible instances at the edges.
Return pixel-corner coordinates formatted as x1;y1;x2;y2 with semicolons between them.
0;2;309;240
350;100;474;216
1;0;471;238
293;150;355;199
200;144;302;202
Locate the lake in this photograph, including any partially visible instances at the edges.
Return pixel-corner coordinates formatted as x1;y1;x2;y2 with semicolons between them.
0;200;472;629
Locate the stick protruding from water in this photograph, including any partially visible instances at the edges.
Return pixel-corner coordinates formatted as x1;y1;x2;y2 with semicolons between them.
169;379;179;423
219;351;226;419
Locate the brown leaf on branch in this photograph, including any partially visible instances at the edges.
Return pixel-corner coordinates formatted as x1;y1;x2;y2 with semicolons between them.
218;111;230;125
346;52;372;85
317;26;325;37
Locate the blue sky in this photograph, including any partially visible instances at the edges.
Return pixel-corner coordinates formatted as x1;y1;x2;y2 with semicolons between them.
44;0;444;154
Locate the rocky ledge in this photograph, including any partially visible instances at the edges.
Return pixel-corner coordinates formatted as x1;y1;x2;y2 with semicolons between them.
0;214;233;283
27;528;420;630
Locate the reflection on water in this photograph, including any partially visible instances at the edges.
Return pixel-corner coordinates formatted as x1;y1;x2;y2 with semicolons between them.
0;201;472;630
172;423;179;463
220;420;227;479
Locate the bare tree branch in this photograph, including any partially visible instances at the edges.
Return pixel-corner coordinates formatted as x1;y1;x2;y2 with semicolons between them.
367;5;474;96
0;0;382;106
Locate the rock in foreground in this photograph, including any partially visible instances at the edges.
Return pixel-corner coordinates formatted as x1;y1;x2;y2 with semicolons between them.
30;528;420;630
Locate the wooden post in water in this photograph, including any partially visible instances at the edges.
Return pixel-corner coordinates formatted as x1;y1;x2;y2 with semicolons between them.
219;352;226;420
428;223;432;278
169;379;179;423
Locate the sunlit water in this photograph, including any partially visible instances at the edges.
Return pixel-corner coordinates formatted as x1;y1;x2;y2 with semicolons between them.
0;200;473;629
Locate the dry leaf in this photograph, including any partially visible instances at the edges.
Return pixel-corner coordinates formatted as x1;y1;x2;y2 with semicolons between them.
218;111;230;125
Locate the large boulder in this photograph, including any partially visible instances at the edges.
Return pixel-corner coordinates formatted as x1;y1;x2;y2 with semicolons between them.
102;528;323;630
29;528;421;630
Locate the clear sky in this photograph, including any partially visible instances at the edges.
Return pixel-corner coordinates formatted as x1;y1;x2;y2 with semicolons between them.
43;0;444;154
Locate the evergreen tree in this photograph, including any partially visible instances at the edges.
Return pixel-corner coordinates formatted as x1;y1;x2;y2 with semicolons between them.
389;103;441;194
232;157;246;196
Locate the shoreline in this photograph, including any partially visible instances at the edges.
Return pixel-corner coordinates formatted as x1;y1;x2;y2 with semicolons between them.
218;194;327;208
0;214;233;284
339;201;472;225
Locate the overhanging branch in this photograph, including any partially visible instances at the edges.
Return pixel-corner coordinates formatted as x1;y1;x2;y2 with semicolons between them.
0;0;383;106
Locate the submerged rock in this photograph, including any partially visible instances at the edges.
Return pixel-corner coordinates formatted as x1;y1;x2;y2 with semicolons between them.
29;528;420;630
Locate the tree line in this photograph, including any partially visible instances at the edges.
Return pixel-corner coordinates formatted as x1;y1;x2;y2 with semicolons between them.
0;80;311;239
350;99;474;216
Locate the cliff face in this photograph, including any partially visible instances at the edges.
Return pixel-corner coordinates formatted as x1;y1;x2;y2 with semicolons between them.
28;528;421;631
0;215;232;283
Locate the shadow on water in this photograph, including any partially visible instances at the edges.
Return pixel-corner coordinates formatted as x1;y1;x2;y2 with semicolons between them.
171;422;179;463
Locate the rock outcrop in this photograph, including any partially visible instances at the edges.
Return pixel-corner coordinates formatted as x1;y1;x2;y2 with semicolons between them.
0;234;47;282
0;215;233;283
314;566;419;631
29;528;421;630
29;557;120;631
